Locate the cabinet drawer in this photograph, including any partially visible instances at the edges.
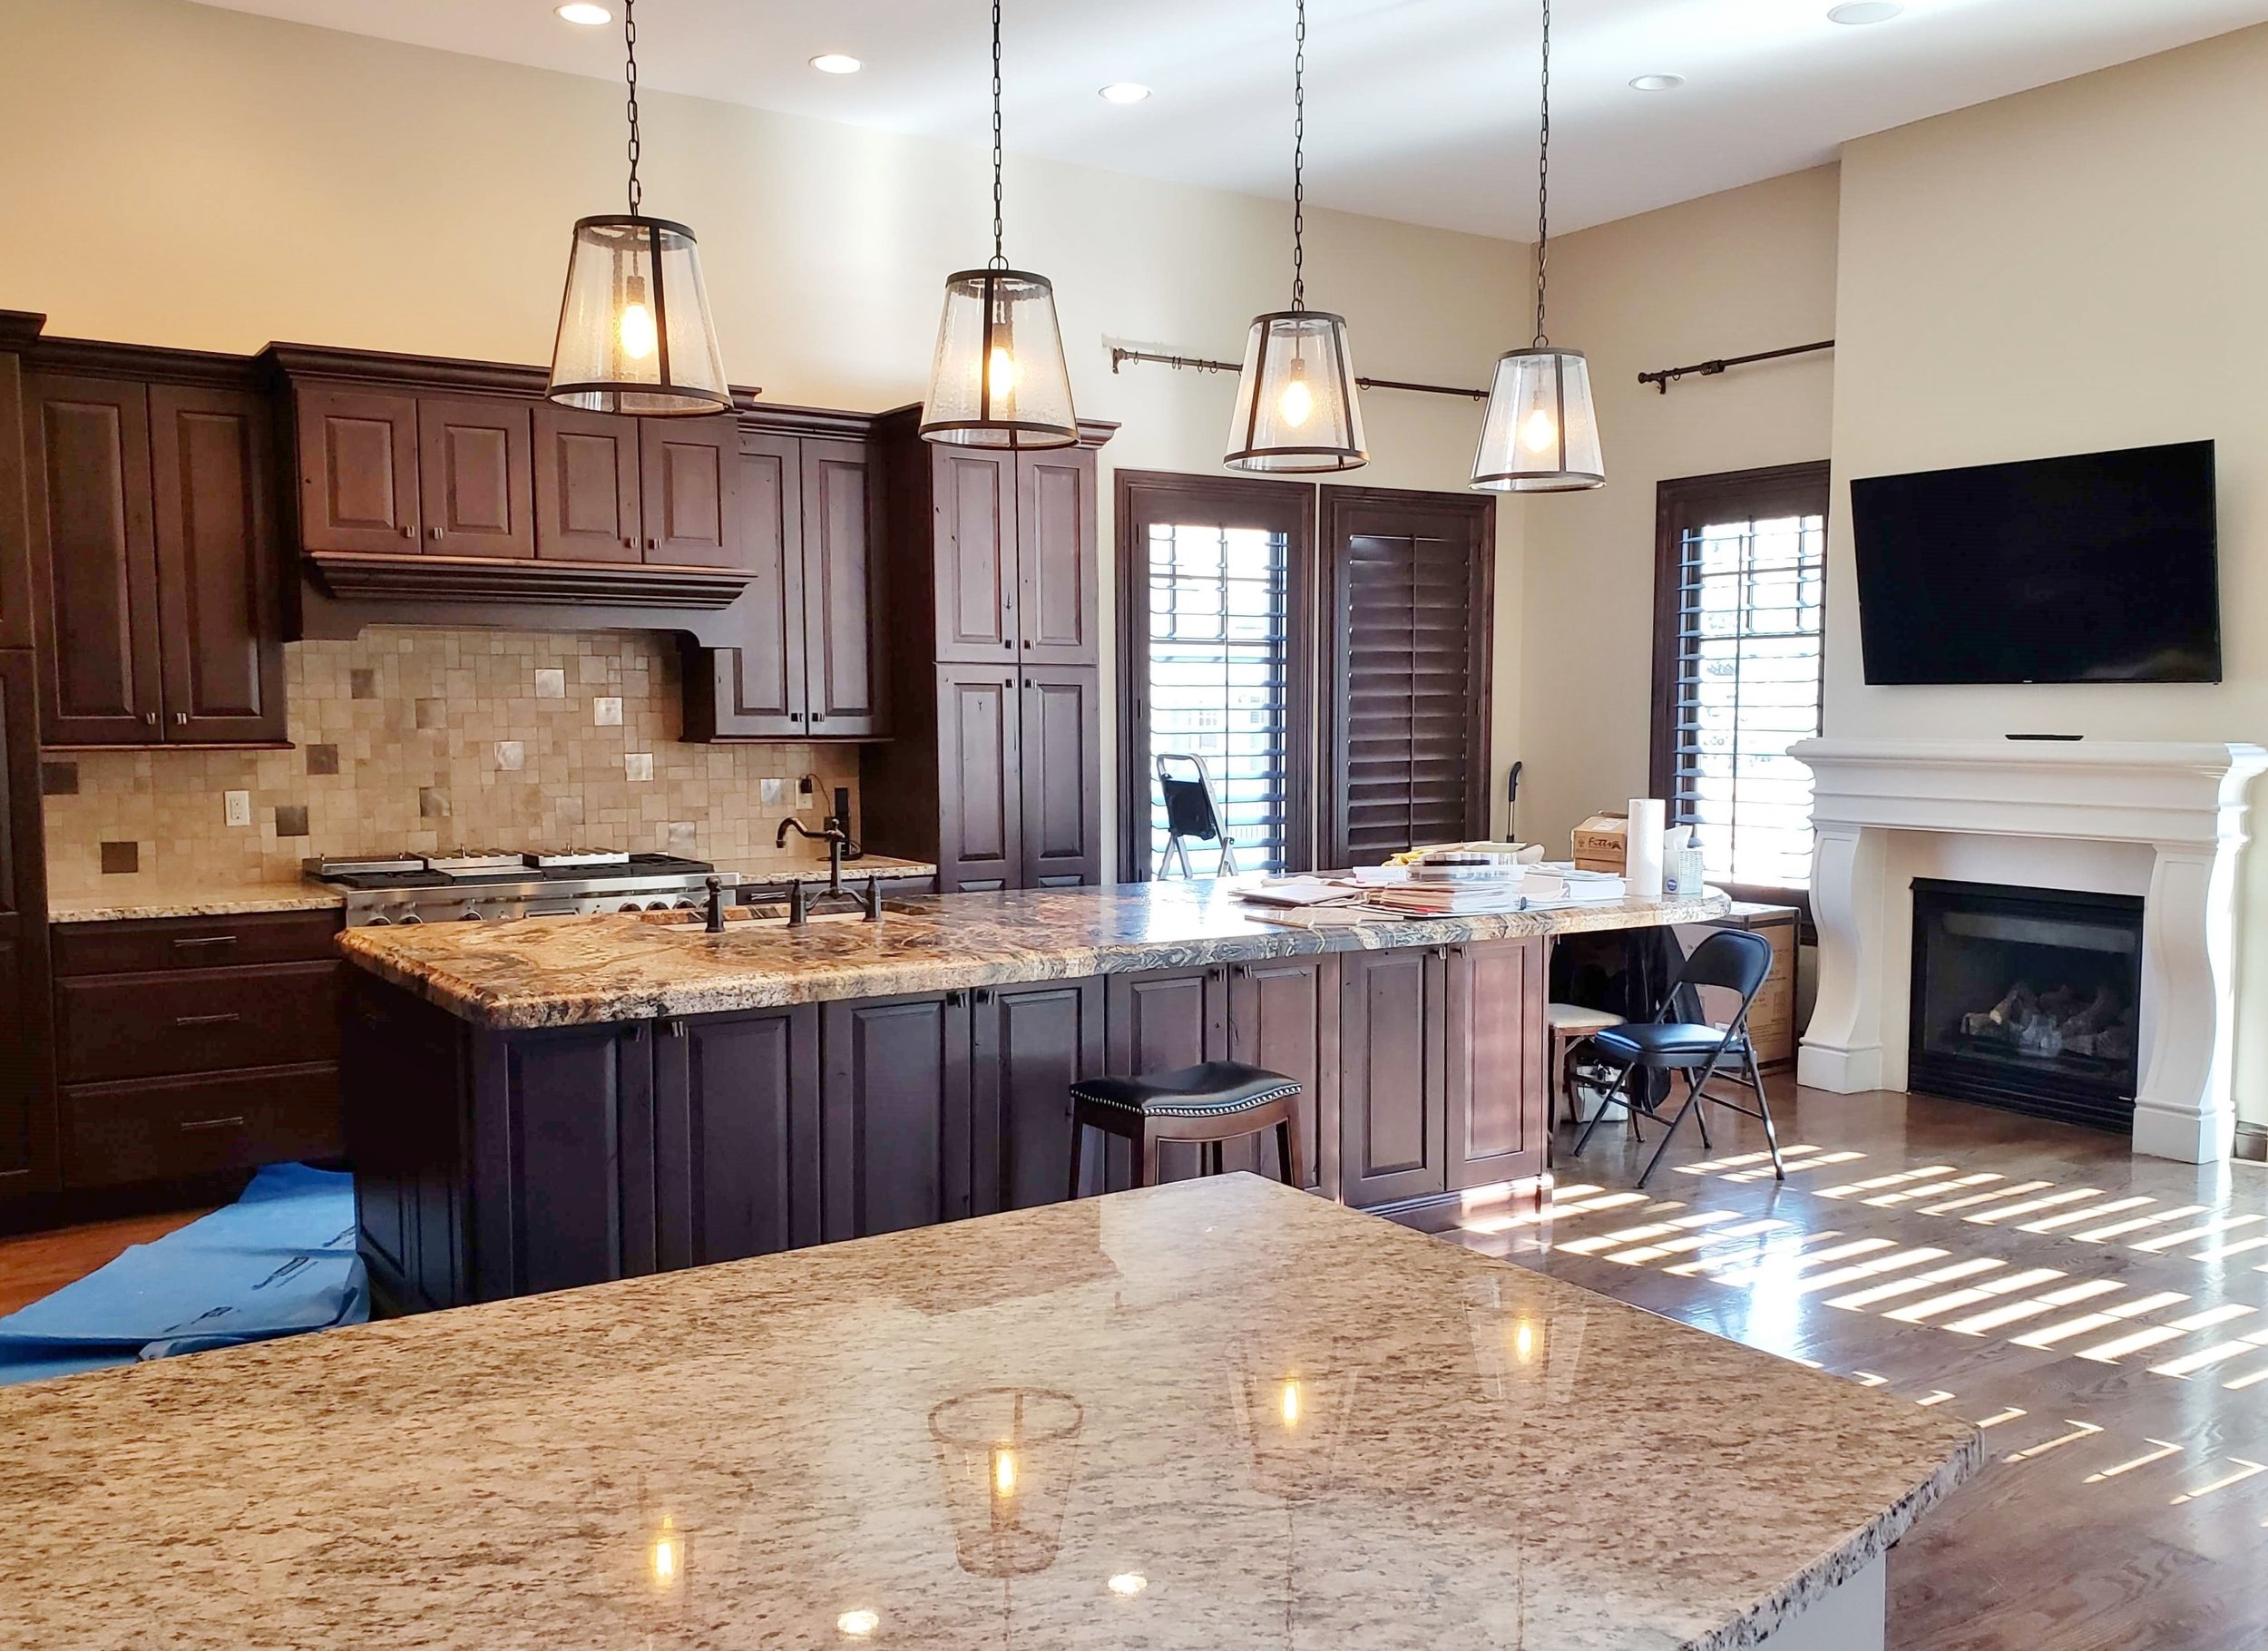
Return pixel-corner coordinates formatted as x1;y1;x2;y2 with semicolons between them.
61;1063;342;1189
54;910;342;977
58;961;341;1083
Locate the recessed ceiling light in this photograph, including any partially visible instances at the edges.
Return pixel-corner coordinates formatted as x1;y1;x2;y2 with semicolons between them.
1629;73;1685;91
809;53;863;74
1099;83;1153;104
554;3;610;24
1827;2;1903;22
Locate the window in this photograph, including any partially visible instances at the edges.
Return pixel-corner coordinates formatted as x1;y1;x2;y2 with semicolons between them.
1117;474;1315;877
1651;464;1830;903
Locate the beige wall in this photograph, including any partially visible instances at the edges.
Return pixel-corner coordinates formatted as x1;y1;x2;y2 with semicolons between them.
1513;167;1843;854
1830;24;2268;1126
0;0;1528;868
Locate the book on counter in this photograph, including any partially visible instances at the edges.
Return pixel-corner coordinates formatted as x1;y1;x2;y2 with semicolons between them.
1521;865;1628;904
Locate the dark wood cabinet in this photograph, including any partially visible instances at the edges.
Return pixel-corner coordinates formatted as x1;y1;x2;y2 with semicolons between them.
639;415;739;566
934;666;1022;893
1019;667;1103;887
1444;939;1546;1190
24;374;161;743
0;347;39;650
972;978;1105;1214
1338;945;1451;1206
416;396;533;559
295;386;421;554
1104;964;1227;1187
0;652;54;1196
653;1005;821;1268
933;447;1018;661
149;386;286;743
28;372;284;746
819;991;973;1241
1016;445;1099;666
532;404;642;562
706;431;805;736
1229;955;1336;1193
802;439;884;737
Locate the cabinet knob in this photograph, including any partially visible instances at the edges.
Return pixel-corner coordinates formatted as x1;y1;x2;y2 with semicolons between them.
790;711;804;722
429;526;443;541
812;713;826;724
624;536;635;550
1002;640;1012;650
174;711;188;726
646;536;659;551
144;711;158;727
400;524;415;539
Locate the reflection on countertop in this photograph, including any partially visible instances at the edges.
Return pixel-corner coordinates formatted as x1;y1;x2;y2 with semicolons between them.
337;879;1733;1029
0;1176;1979;1651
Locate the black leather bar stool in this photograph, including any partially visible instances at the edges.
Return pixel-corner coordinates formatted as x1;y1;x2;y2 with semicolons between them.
1067;1061;1305;1194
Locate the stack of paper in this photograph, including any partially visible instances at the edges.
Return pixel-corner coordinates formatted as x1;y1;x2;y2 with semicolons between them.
1521;865;1628;904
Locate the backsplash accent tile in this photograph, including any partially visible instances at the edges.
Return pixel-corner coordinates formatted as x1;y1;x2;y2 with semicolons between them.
534;669;565;699
495;741;524;772
41;761;78;797
594;697;622;727
625;752;652;783
44;629;861;901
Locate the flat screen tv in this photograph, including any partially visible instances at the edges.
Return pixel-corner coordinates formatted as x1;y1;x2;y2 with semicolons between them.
1849;440;2220;685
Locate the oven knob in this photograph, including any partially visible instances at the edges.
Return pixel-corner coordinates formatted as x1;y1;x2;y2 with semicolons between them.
673;898;697;911
647;901;670;912
364;914;392;926
620;902;643;913
399;913;424;925
462;908;484;920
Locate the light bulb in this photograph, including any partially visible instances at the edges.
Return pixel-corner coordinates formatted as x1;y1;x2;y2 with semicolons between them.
836;1609;881;1637
1520;406;1559;455
986;347;1021;398
1277;376;1315;428
649;1516;682;1590
1107;1573;1149;1597
991;1444;1019;1498
619;300;657;362
1278;1378;1302;1428
1513;1321;1537;1365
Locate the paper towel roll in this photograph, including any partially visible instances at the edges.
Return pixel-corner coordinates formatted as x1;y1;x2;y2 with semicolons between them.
1627;798;1667;900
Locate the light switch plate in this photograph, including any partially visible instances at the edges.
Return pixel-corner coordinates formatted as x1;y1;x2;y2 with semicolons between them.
223;790;252;828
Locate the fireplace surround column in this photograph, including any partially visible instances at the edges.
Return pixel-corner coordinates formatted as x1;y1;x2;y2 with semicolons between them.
1791;738;2268;1165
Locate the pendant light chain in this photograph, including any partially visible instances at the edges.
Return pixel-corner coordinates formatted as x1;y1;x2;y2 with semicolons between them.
989;0;1008;269
1532;0;1550;347
1291;0;1307;311
622;0;643;216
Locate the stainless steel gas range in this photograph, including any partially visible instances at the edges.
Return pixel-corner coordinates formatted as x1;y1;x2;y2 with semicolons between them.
306;850;738;927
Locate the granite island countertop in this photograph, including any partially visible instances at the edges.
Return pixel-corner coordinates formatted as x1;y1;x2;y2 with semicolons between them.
0;1176;1979;1651
339;878;1732;1029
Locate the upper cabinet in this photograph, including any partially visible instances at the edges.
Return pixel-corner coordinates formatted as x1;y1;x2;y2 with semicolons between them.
930;444;1099;667
532;405;641;563
295;387;419;553
416;396;535;559
639;416;739;567
24;368;284;747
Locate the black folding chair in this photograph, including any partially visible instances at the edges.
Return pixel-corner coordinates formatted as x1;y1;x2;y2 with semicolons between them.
1568;929;1784;1188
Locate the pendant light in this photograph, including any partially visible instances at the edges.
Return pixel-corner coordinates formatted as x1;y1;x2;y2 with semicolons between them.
547;0;731;416
920;0;1078;449
1226;0;1367;474
1471;0;1604;492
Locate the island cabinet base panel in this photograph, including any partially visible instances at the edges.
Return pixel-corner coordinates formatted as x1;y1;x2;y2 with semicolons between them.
1758;1551;1885;1651
653;1004;821;1268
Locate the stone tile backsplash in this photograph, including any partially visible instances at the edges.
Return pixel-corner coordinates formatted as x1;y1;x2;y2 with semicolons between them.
44;628;861;899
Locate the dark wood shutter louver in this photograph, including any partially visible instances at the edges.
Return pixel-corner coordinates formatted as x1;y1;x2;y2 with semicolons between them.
1322;491;1493;866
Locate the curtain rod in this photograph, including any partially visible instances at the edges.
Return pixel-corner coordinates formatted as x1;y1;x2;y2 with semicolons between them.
1109;347;1487;402
1638;339;1833;395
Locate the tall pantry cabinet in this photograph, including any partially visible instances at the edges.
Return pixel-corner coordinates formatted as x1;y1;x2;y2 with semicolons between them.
860;410;1114;892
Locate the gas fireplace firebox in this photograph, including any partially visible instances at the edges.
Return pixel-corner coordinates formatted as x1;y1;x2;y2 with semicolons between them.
1908;879;2145;1133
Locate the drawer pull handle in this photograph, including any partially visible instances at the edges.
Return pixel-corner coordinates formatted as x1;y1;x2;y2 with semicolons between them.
173;1012;243;1028
178;1116;247;1133
171;935;239;950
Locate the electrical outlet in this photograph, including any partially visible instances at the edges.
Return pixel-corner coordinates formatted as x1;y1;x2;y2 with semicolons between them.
223;790;252;828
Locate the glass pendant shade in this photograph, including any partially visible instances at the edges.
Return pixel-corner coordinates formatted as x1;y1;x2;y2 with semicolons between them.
920;269;1078;449
1224;310;1367;474
548;214;731;417
1471;347;1604;492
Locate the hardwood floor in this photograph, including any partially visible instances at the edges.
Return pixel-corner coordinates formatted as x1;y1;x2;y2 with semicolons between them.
1397;1080;2268;1651
0;1206;213;1317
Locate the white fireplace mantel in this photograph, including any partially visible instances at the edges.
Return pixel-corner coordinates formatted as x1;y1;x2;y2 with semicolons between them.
1790;737;2268;1164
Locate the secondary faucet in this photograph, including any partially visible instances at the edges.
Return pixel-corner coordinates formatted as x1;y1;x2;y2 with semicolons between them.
777;815;852;882
777;816;876;923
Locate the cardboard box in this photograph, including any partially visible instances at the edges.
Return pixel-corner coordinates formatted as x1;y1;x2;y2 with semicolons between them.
1571;812;1628;874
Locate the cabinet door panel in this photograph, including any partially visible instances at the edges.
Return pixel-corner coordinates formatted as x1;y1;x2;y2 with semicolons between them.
417;396;533;558
0;355;35;650
820;993;972;1241
150;386;285;743
1445;938;1546;1190
935;667;1021;893
973;978;1104;1215
802;439;884;737
533;405;640;562
1019;667;1101;887
705;433;804;734
1338;947;1447;1206
295;386;419;553
640;416;740;566
1015;447;1097;664
474;1023;655;1301
25;375;161;743
934;447;1016;660
654;1005;820;1267
1228;956;1334;1192
0;652;55;1191
1101;965;1227;1188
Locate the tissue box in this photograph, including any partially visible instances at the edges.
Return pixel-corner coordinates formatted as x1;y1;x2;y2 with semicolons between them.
1571;813;1628;874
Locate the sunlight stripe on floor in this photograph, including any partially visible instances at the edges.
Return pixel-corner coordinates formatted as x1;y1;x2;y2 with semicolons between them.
1825;1256;2007;1311
1920;1181;2055;1216
2149;1341;2263;1379
2006;1420;2102;1460
1966;1188;2107;1226
2194;1234;2268;1263
2077;1324;2192;1363
1683;1236;1892;1284
2071;1206;2208;1243
1884;1267;2068;1324
1943;1278;2125;1337
2169;1460;2266;1506
1870;1172;2005;1206
1793;1247;1950;1295
2084;1440;2182;1481
1726;1149;1865;1182
2132;1215;2266;1254
2020;1196;2156;1234
1815;1166;1960;1200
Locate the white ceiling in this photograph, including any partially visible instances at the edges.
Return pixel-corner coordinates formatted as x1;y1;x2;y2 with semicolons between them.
192;0;2268;237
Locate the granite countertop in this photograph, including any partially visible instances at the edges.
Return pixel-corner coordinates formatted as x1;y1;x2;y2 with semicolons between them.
338;879;1733;1029
0;1176;1979;1650
44;877;346;923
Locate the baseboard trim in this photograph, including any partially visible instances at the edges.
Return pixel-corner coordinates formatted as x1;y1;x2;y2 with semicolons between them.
2236;1123;2268;1165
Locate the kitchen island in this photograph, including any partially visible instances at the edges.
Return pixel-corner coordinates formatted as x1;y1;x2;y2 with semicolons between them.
339;881;1728;1312
0;1176;1977;1651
